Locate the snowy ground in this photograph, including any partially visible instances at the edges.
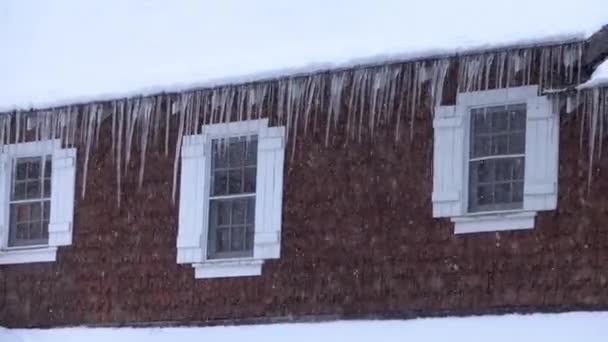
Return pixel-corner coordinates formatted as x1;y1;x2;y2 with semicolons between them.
1;0;607;111
2;312;608;342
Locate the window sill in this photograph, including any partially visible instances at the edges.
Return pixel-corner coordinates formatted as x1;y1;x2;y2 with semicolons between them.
451;211;536;234
192;259;263;279
0;246;57;265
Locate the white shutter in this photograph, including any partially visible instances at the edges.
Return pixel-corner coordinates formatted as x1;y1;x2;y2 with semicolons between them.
176;134;208;264
432;105;466;217
0;154;9;247
253;126;285;260
524;96;559;211
48;148;76;247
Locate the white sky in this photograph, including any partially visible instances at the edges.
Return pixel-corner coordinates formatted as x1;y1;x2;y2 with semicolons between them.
1;0;607;110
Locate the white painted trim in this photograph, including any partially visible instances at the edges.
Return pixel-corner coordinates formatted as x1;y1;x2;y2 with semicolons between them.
0;246;57;265
0;139;76;264
456;85;540;107
178;118;285;279
432;85;558;234
193;259;263;279
202;118;269;137
452;212;536;234
1;139;61;156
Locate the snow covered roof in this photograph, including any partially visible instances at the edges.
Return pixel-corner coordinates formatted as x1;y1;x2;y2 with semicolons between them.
2;312;608;342
1;0;607;112
582;59;608;88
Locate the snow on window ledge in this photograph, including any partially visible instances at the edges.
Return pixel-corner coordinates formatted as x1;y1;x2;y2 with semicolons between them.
451;212;536;234
0;246;57;265
193;259;263;279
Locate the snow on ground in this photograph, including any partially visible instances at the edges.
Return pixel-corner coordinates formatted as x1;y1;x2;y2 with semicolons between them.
2;312;608;342
581;59;608;88
1;0;607;111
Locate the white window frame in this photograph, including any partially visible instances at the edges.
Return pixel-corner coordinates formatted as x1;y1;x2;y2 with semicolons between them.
0;140;77;264
176;118;286;279
432;86;559;234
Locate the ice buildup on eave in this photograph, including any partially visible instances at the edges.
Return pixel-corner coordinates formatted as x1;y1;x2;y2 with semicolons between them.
0;40;589;206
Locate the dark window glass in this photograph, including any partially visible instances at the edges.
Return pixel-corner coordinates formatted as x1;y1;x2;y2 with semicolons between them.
468;105;526;212
8;156;52;247
207;136;257;259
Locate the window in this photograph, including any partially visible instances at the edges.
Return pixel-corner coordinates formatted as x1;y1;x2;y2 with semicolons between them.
468;105;526;213
208;137;257;259
177;119;285;279
432;86;558;234
0;140;77;265
9;156;52;247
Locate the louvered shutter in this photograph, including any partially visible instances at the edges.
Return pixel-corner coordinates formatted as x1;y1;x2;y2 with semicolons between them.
177;134;208;264
432;105;466;217
48;148;77;247
523;96;559;211
253;126;285;260
0;154;9;246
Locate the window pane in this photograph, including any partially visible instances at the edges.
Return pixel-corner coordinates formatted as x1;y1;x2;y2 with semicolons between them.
44;179;52;198
244;139;258;166
494;183;512;203
232;199;247;225
27;160;40;179
208;197;255;259
212;146;229;169
228;139;245;167
211;170;228;196
211;135;257;197
246;198;255;225
230;226;245;251
15;162;27;180
509;131;526;154
472;136;491;159
491;134;509;155
44;159;52;178
228;169;243;194
12;182;26;201
245;226;254;251
469;157;524;212
26;181;41;198
43;201;51;220
508;104;526;130
8;202;49;247
490;107;509;132
471;108;489;132
215;227;230;253
244;167;256;193
512;181;524;203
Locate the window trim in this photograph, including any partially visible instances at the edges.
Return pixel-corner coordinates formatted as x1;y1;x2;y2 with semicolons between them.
177;118;286;279
432;85;559;234
200;120;267;265
0;139;76;265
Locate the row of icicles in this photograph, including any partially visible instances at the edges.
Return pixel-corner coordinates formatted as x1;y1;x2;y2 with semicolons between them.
0;42;603;207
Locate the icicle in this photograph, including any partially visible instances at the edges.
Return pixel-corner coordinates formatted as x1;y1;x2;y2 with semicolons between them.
137;99;152;188
172;94;187;203
124;97;141;175
326;73;345;146
81;104;97;199
165;95;171;156
430;59;450;113
111;102;117;161
116;100;124;207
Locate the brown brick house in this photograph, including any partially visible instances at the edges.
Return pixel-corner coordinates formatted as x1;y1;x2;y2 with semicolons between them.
0;21;608;329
